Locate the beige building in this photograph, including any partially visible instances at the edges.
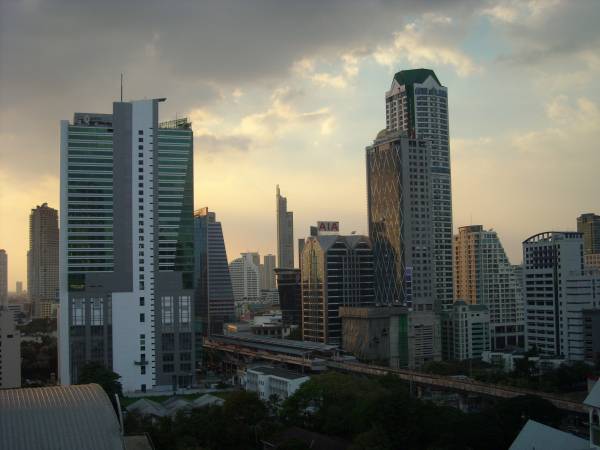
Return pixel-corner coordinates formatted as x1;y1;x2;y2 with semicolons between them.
0;307;21;388
453;225;524;350
28;203;59;317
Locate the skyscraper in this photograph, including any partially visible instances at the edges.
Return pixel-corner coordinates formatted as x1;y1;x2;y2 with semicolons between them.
261;254;276;291
229;254;260;302
453;225;524;350
385;69;453;310
28;203;59;316
522;232;584;356
276;185;294;269
194;208;234;337
578;213;600;255
366;130;434;309
59;99;194;393
0;250;7;307
301;234;374;345
366;130;442;367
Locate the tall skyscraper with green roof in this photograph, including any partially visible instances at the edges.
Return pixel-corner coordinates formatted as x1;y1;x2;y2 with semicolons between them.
384;68;453;311
59;99;194;393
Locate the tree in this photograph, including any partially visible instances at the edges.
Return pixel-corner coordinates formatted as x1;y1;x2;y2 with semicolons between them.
78;362;123;398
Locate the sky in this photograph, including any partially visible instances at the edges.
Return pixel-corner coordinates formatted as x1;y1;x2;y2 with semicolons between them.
1;0;599;289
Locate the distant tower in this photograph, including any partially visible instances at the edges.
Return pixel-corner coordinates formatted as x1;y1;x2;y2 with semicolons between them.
261;254;276;290
28;203;59;316
229;254;260;302
276;185;294;269
577;213;600;255
0;250;7;307
194;208;235;336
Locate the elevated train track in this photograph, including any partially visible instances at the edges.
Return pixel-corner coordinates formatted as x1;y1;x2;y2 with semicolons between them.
204;335;587;414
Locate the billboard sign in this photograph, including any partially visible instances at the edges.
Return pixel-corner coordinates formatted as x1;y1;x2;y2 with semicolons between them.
317;221;340;235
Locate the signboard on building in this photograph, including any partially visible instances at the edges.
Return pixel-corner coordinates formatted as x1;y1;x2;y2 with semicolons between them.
317;221;340;235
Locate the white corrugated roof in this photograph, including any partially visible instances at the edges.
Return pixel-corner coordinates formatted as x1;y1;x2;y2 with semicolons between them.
584;380;600;408
509;420;590;450
0;384;124;450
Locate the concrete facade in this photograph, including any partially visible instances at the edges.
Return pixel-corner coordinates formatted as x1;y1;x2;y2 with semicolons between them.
28;203;59;317
340;306;408;368
442;300;490;361
0;307;21;388
243;365;309;401
0;250;6;307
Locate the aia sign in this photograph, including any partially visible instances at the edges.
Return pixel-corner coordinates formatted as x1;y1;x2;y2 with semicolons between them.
317;221;339;233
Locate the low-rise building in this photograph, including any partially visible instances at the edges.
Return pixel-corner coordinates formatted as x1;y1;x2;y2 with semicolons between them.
243;366;309;401
339;306;408;368
0;307;21;388
442;301;490;361
481;350;567;374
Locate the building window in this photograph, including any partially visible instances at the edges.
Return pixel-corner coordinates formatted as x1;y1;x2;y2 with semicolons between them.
72;299;84;325
140;297;145;306
162;333;175;351
162;296;173;325
91;298;104;325
140;313;145;322
179;296;190;324
179;332;192;350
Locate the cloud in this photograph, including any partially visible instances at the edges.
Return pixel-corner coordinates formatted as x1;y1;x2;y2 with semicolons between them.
373;22;480;77
235;87;334;143
196;134;251;154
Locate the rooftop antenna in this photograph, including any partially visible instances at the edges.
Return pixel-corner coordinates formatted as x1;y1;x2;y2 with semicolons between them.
120;73;123;102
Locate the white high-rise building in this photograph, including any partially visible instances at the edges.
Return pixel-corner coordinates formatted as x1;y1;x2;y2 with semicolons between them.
59;100;195;393
229;254;260;302
385;69;453;311
522;232;584;357
453;225;525;350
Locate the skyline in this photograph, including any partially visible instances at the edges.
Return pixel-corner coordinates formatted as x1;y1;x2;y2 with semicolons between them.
2;0;600;288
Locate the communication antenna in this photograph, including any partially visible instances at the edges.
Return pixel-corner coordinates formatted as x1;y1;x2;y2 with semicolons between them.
120;73;123;102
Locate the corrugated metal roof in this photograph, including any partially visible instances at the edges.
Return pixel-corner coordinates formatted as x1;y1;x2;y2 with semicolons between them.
508;420;590;450
584;380;600;408
0;383;125;450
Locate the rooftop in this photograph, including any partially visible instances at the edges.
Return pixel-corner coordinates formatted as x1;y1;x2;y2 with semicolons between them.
249;366;309;380
393;68;441;86
0;384;124;450
508;420;590;450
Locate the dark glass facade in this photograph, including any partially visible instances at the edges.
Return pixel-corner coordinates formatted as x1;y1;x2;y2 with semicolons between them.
301;235;374;345
274;268;301;328
193;208;235;339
